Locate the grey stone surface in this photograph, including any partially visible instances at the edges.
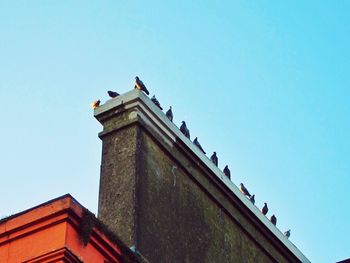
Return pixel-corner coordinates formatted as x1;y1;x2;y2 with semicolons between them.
95;90;310;263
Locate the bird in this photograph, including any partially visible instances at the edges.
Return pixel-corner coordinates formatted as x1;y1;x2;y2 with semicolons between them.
193;137;206;154
249;194;255;205
90;100;101;109
180;121;190;139
223;165;231;179
239;183;251;197
284;229;291;239
166;106;173;122
134;76;150;95
107;90;119;98
130;245;136;252
261;203;268;215
210;152;218;166
151;95;163;110
270;214;277;226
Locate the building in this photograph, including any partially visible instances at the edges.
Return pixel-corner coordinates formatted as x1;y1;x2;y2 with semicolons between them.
94;90;310;262
0;89;310;262
0;194;140;263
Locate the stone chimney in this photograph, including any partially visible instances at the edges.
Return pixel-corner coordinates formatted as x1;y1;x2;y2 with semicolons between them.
94;90;310;263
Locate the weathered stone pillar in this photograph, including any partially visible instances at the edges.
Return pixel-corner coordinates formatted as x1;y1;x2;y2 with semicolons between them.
94;90;310;263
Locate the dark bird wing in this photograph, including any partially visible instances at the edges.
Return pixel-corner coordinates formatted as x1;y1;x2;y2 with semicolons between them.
193;138;206;154
151;96;163;110
240;184;251;197
270;215;277;225
223;165;231;179
262;204;268;215
284;230;291;238
210;153;218;166
108;90;120;98
180;122;189;138
181;126;190;139
136;78;150;95
166;107;173;121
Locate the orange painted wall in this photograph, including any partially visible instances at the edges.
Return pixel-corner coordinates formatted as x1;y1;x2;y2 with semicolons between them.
1;222;66;262
0;195;126;263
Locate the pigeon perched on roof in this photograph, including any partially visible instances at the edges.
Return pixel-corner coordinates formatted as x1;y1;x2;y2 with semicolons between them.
262;203;268;215
166;106;173;122
90;100;101;109
239;183;251;197
151;95;163;110
108;90;120;98
180;121;190;139
223;165;231;179
210;152;218;166
135;76;150;95
193;137;206;154
249;194;255;205
284;229;291;238
270;214;277;226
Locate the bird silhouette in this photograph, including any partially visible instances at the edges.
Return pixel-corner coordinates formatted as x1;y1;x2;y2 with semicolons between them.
135;76;150;95
166;106;173;122
262;203;268;215
270;214;277;226
210;152;218;166
108;90;119;98
223;165;231;179
91;100;101;109
180;121;190;139
284;229;291;238
249;194;255;205
151;95;163;110
239;183;251;197
193;137;206;154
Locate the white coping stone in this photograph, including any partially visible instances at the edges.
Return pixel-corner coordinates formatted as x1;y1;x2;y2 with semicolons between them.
95;89;311;263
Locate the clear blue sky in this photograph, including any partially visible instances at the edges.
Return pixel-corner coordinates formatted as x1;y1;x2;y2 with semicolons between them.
1;1;349;262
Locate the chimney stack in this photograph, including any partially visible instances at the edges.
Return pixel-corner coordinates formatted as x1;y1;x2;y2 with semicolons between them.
94;89;310;263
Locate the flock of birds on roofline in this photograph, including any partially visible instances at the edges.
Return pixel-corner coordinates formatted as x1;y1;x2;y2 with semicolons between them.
91;76;292;240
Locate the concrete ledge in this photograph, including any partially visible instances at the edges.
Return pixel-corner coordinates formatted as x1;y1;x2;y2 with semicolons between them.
94;89;310;263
